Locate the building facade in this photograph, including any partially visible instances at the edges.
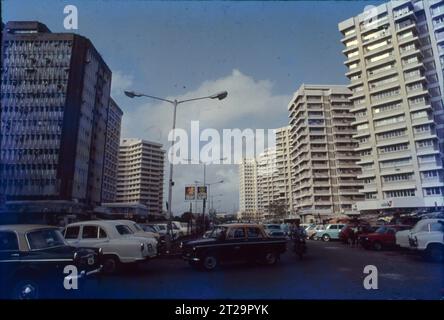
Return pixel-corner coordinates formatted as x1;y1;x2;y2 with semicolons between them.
288;85;363;221
116;138;165;215
275;126;294;215
238;158;259;221
101;98;123;203
338;0;444;213
0;21;114;216
257;148;280;220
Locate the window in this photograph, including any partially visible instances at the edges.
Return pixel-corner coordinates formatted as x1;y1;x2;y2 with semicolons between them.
0;231;19;251
424;187;443;196
82;226;98;239
374;115;404;127
64;226;80;239
430;223;444;232
26;229;65;250
247;228;263;239
227;227;246;239
116;225;133;235
99;228;107;239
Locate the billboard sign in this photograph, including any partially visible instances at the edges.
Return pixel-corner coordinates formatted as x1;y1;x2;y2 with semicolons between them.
197;186;207;200
185;186;196;200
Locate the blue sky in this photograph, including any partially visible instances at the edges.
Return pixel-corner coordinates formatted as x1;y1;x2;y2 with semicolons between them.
3;0;384;215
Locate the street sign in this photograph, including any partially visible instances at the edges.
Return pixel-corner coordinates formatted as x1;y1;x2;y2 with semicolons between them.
185;186;196;200
197;186;207;200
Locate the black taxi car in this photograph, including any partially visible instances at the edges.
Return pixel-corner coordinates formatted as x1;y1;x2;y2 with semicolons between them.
182;224;287;271
0;224;102;299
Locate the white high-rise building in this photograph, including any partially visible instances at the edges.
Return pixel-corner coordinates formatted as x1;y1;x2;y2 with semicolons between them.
116;139;165;215
339;0;444;213
288;85;363;222
257;148;280;219
238;158;259;221
275;126;294;215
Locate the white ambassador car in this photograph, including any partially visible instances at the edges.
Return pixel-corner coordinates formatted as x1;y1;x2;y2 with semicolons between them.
116;220;160;240
64;220;158;274
407;219;444;262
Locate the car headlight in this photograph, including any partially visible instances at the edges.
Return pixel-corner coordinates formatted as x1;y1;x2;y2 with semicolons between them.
179;241;183;248
192;247;196;251
140;243;145;251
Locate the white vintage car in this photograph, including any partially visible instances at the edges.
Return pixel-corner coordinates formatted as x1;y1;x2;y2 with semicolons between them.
64;220;158;274
116;220;160;240
407;218;444;262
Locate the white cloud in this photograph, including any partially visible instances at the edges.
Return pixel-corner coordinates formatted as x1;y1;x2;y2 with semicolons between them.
120;69;291;215
111;70;134;97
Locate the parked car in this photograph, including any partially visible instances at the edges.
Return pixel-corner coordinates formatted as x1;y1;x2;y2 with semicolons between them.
306;225;323;239
182;224;287;271
64;220;157;274
152;223;181;240
0;225;102;299
116;220;160;240
263;224;286;237
359;225;410;251
408;219;444;262
395;228;412;249
339;224;375;244
172;221;189;237
315;224;346;242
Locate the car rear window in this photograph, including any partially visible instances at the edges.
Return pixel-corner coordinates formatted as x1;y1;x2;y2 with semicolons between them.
116;225;133;235
247;227;263;238
82;226;99;239
0;231;19;251
64;226;80;239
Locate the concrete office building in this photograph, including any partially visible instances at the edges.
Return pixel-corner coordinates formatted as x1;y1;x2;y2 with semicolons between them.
0;21;114;219
116;139;165;215
238;158;259;221
288;85;363;222
275;126;295;216
101;98;123;203
339;0;444;213
257;148;280;219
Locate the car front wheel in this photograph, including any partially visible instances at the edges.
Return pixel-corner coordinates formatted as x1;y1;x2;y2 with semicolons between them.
202;254;219;271
102;255;120;274
373;241;383;251
322;234;330;242
263;252;278;265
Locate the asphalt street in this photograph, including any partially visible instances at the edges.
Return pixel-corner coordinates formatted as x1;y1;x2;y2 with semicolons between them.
77;240;444;300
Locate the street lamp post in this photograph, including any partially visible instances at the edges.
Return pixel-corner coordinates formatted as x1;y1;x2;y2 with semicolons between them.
124;90;227;251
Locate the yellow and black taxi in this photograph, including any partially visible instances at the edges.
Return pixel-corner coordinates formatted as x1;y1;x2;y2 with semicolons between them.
182;223;287;271
0;224;102;299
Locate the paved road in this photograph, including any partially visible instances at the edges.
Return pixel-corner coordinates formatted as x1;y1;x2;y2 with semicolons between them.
79;240;443;299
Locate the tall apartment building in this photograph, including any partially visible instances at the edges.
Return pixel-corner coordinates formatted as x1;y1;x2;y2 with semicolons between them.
238;158;259;221
338;0;444;213
116;139;165;215
101;98;123;203
257;148;280;219
275;126;294;215
288;85;363;222
0;21;114;216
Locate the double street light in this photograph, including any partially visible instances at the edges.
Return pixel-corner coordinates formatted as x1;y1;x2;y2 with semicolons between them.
124;89;228;249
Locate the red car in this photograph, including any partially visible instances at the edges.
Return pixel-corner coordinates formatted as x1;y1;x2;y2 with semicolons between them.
359;225;410;251
339;223;375;244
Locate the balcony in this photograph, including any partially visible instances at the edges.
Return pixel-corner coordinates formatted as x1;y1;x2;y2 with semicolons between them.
416;146;440;156
378;149;412;161
419;161;443;171
360;183;377;193
365;54;396;69
411;115;434;126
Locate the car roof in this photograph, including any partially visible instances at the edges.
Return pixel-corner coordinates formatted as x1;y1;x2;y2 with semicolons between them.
66;220;125;227
0;224;58;234
220;223;263;228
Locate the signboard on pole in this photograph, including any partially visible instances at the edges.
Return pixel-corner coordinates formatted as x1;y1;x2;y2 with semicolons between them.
197;186;207;200
185;186;196;200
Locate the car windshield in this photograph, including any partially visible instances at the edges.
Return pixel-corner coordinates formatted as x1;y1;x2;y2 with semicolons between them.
26;228;66;250
132;223;143;232
156;225;166;230
266;225;280;230
375;226;387;234
208;226;227;239
116;225;133;235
